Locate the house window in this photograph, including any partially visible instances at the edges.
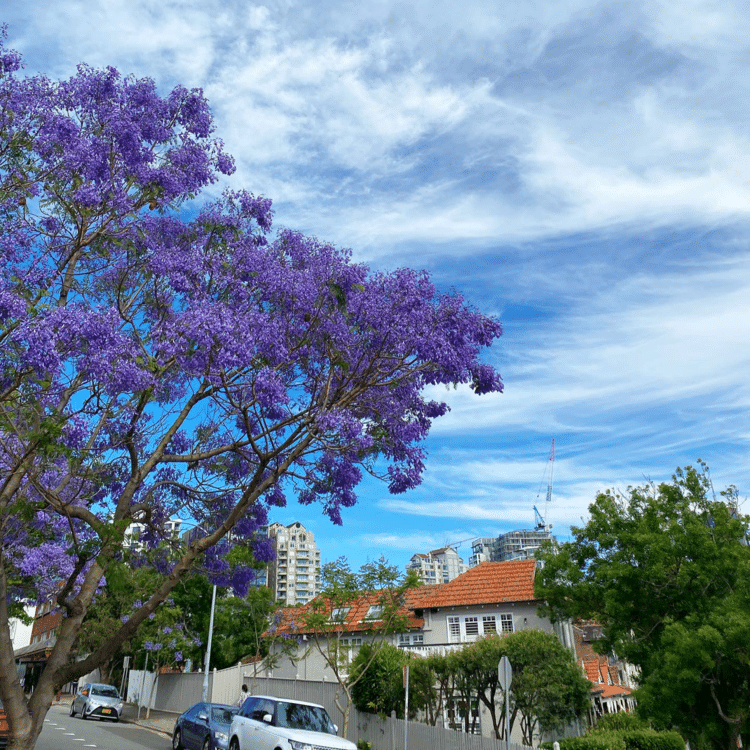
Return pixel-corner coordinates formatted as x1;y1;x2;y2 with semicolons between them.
448;616;461;642
449;613;513;642
330;607;351;623
365;605;383;620
398;633;424;646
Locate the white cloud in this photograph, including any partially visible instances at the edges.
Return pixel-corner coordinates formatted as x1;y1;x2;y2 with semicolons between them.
7;0;750;573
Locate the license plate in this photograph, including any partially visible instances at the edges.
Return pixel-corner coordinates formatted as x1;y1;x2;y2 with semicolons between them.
102;709;112;714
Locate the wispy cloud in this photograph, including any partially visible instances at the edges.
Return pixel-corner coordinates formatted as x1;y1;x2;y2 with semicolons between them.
5;0;750;570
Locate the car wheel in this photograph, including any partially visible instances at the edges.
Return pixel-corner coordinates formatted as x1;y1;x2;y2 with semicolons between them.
202;737;211;750
229;737;240;750
69;702;76;717
81;705;88;720
173;728;183;750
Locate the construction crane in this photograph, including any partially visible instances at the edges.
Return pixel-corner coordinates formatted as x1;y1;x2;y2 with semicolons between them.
442;536;477;551
534;438;555;531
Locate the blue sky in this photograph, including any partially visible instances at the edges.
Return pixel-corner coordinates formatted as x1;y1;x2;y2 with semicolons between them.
6;0;750;573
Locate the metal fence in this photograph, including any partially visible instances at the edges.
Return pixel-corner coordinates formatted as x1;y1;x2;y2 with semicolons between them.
127;669;531;750
243;676;528;750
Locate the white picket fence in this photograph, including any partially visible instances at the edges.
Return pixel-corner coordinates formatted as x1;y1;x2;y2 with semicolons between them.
127;668;530;750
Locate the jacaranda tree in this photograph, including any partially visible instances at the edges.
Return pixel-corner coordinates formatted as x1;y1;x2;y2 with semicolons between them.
0;32;503;750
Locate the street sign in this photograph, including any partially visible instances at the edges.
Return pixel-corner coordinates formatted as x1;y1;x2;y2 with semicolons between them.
498;655;512;691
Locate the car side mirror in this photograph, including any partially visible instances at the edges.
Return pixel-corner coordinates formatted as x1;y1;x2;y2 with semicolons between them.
262;713;273;724
198;712;209;722
334;724;339;733
81;690;88;696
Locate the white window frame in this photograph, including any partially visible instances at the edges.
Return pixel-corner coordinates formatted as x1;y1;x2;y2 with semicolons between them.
330;607;351;623
448;613;514;642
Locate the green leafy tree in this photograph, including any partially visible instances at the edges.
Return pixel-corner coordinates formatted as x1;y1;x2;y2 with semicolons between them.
460;632;508;739
349;643;433;720
535;464;750;750
500;630;591;744
420;652;453;727
73;562;152;686
444;646;482;733
349;642;408;717
130;597;196;716
211;586;276;670
301;557;420;735
436;632;589;743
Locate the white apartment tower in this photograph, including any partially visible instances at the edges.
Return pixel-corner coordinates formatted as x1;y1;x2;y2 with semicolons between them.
267;522;322;605
407;546;468;585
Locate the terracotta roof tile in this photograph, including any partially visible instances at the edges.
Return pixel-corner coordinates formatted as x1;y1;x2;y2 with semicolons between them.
598;684;633;698
271;592;424;636
271;561;538;636
409;560;538;609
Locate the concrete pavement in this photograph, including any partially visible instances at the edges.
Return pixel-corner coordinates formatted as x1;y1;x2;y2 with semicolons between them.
121;703;179;737
55;694;178;738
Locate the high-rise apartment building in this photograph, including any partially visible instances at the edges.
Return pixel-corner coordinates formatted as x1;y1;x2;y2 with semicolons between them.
407;546;468;584
266;522;322;605
493;527;553;561
468;538;496;566
467;527;555;565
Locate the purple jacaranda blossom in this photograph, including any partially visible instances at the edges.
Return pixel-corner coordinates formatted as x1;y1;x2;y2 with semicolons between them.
0;30;502;746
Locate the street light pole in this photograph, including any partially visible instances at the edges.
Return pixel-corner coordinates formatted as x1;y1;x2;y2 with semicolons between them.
202;584;217;702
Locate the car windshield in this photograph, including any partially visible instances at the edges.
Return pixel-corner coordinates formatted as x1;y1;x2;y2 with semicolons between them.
91;686;119;698
275;702;335;734
211;706;237;724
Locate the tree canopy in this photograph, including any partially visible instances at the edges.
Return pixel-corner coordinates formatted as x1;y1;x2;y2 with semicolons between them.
349;630;591;745
535;464;750;750
0;33;502;750
299;557;420;734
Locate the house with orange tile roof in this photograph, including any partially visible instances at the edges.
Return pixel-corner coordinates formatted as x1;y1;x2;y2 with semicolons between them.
573;622;636;720
256;560;636;743
265;560;576;680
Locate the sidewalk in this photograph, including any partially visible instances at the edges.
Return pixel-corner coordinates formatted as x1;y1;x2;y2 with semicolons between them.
121;703;179;737
55;695;178;737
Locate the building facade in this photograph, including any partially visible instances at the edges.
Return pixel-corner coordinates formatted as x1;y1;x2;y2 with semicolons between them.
493;527;554;561
266;521;322;605
467;527;556;566
267;559;578;743
407;546;468;584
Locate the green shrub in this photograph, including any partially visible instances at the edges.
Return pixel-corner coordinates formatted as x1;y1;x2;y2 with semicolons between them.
622;730;684;750
356;741;373;750
593;714;648;733
556;733;627;750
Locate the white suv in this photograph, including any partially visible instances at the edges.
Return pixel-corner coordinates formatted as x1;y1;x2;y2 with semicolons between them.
229;695;356;750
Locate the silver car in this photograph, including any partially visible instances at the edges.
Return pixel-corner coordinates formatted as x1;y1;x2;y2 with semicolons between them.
70;683;124;722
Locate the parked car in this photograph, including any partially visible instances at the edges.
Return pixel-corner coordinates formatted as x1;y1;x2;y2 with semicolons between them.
69;683;124;722
229;695;356;750
172;702;238;750
0;698;8;749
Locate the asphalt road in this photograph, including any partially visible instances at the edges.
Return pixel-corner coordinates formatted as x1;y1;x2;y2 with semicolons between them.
35;704;171;750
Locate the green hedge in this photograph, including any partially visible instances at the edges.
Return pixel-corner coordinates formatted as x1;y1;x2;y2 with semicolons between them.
621;730;684;750
594;714;648;733
545;733;628;750
539;729;684;750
